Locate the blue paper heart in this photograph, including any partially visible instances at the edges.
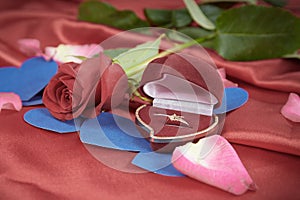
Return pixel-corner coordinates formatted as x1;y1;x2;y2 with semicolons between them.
132;152;184;177
24;108;80;133
214;87;248;114
0;57;57;101
80;112;152;152
22;93;43;106
21;87;248;177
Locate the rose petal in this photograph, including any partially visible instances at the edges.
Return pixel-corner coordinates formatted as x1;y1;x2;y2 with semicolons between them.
44;46;56;61
0;92;22;112
45;44;103;63
172;135;256;195
217;68;238;88
281;93;300;122
18;38;42;57
73;44;103;57
78;55;127;118
43;53;127;121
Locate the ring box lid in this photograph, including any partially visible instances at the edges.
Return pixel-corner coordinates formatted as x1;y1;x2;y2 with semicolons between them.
143;74;218;116
139;53;224;109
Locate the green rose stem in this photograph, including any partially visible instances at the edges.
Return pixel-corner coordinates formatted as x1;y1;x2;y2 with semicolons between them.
200;0;257;4
125;33;216;79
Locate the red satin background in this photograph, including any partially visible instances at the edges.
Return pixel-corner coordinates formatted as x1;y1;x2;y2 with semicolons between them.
0;0;299;199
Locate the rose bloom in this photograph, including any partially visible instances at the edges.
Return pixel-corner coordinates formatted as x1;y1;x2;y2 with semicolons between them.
43;53;128;121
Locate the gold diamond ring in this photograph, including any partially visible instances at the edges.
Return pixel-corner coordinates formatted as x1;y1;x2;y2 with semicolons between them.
154;113;190;127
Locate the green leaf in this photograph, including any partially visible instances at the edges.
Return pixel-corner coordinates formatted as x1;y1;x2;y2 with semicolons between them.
263;0;287;7
200;0;257;4
177;27;213;39
144;9;173;27
78;1;116;23
214;5;300;61
144;9;192;28
165;29;193;43
78;1;148;30
177;27;216;48
171;9;192;27
183;0;216;30
113;35;163;82
199;4;224;23
103;48;130;58
144;4;222;28
107;10;149;30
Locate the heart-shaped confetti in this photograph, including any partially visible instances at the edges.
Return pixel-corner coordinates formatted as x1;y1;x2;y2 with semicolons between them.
214;87;248;114
22;94;43;106
80;112;152;152
24;108;80;133
0;57;57;101
132;152;184;177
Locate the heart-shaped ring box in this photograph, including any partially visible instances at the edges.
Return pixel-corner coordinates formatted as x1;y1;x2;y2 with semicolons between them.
135;53;224;153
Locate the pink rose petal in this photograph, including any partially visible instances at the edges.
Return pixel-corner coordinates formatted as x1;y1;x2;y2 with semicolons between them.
43;47;56;61
281;93;300;122
72;44;103;57
44;44;103;63
18;39;103;63
18;38;42;57
0;92;22;112
172;135;256;195
217;68;238;88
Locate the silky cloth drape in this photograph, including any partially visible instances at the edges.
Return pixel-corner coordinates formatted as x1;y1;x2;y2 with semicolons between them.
0;0;299;199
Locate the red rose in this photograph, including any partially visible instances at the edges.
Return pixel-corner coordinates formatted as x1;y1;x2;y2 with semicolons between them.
43;53;128;121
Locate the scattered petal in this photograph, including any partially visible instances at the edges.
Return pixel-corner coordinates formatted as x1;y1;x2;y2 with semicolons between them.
281;93;300;122
0;92;22;112
18;38;42;57
43;46;56;61
172;135;256;195
217;68;238;88
44;44;103;63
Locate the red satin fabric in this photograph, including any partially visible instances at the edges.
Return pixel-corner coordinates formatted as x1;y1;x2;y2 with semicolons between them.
0;0;300;199
212;50;300;155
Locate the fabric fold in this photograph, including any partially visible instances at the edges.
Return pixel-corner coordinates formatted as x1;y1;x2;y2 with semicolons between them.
0;0;299;155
